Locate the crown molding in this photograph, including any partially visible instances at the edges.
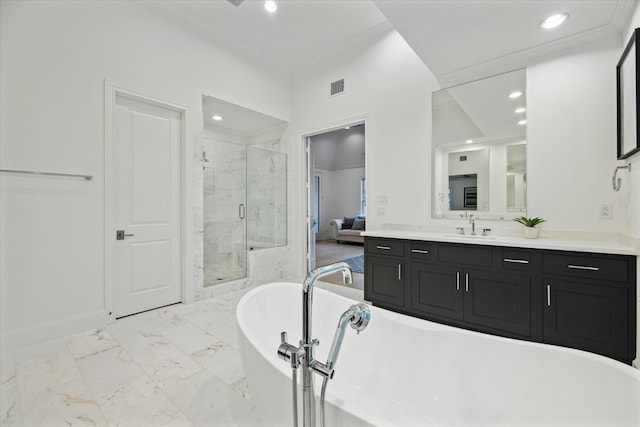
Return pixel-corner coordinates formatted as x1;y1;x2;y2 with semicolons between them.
437;23;623;88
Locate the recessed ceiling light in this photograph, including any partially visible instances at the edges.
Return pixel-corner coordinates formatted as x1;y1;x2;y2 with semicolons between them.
212;115;223;121
540;13;569;30
508;91;523;99
466;139;473;144
264;0;277;13
518;119;527;126
515;107;526;114
345;126;351;130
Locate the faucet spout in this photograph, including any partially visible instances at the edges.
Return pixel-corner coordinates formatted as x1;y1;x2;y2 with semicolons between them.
302;261;352;348
300;262;352;427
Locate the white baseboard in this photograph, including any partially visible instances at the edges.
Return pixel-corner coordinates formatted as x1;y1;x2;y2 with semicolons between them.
0;310;109;354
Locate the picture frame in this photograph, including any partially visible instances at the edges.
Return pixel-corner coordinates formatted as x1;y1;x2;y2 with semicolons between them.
616;28;640;160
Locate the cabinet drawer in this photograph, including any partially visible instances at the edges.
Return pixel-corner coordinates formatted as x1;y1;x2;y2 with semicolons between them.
501;249;531;272
438;243;492;267
410;242;432;260
366;238;404;257
542;253;629;283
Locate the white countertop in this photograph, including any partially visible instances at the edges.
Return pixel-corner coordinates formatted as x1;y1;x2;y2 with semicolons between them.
362;228;639;256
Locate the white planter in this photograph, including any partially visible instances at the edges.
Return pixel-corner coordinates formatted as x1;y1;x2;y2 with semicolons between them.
523;227;540;239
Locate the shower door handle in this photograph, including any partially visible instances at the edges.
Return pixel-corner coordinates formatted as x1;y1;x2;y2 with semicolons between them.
239;204;245;219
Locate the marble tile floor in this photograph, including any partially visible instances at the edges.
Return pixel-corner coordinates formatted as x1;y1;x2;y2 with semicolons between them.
1;282;364;427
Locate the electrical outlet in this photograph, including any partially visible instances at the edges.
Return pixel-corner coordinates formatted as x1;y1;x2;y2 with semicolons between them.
377;207;386;216
377;195;388;205
599;204;612;219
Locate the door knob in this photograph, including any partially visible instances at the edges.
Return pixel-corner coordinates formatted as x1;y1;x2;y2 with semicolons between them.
116;230;135;240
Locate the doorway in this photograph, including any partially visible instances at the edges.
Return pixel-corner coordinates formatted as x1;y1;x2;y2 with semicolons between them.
305;122;366;289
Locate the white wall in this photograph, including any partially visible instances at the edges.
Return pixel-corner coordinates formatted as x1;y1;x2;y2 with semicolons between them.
291;22;436;241
0;1;291;351
527;38;623;231
317;167;365;239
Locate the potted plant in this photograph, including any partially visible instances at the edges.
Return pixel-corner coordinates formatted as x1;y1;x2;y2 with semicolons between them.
513;216;546;239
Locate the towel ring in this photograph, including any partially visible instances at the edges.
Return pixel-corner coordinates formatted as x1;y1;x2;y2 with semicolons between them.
612;164;631;191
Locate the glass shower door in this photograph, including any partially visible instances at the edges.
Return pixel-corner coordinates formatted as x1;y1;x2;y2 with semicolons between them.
203;139;247;285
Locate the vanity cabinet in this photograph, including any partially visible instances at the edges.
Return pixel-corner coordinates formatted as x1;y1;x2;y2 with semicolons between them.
463;269;531;337
364;237;637;364
541;251;634;361
364;238;406;309
409;244;531;337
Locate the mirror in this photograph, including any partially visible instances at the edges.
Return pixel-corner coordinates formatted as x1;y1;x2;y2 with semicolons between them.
432;69;527;219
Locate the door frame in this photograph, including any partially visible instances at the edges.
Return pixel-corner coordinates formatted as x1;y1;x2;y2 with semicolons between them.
104;81;193;322
300;115;368;275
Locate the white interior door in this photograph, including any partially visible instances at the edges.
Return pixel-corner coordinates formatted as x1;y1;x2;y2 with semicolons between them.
114;94;182;318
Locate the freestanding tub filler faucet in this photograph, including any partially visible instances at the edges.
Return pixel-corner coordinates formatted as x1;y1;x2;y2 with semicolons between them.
278;262;370;427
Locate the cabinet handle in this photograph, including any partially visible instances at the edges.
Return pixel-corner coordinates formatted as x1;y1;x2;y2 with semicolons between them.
465;273;469;292
547;284;551;307
567;264;599;271
398;264;402;281
456;272;460;291
504;258;529;264
376;245;391;250
411;249;430;254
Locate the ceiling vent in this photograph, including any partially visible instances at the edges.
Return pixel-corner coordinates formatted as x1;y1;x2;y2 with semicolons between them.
226;0;245;6
330;79;345;97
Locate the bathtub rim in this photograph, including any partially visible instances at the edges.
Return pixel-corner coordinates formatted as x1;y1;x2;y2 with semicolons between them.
237;282;640;381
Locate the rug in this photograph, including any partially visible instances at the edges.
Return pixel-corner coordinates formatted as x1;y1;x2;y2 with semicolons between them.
343;255;364;274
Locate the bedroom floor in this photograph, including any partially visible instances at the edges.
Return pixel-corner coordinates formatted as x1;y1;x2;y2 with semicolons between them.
315;240;364;290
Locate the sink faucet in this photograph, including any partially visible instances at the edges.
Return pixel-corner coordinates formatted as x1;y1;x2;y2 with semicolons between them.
469;216;477;235
279;262;352;426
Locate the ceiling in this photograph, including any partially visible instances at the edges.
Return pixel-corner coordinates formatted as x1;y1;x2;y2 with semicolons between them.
166;0;388;70
202;95;286;135
373;0;636;86
165;0;636;86
311;125;366;170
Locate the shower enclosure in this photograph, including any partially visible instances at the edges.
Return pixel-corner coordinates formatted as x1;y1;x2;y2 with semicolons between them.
202;139;287;286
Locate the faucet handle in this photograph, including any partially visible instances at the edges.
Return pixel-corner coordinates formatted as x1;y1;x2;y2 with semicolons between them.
456;227;465;235
281;331;287;344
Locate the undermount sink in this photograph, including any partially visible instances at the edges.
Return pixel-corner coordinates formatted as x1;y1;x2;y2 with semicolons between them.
444;234;498;240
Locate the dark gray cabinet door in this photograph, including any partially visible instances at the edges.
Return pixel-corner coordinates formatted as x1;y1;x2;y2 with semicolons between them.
365;254;405;308
411;262;463;320
463;269;531;337
543;279;629;360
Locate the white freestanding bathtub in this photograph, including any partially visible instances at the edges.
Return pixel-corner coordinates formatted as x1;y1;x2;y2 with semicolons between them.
237;282;640;426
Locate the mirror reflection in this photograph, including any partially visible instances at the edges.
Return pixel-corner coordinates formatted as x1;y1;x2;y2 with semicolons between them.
432;69;527;219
